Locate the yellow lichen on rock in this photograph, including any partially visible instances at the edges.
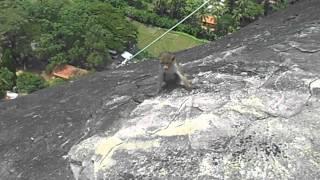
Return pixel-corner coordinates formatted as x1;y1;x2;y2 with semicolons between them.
122;139;160;150
95;137;123;171
156;113;217;136
226;96;266;117
241;96;264;108
95;136;123;155
94;136;160;171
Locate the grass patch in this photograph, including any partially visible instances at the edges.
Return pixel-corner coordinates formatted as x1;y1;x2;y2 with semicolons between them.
132;20;208;57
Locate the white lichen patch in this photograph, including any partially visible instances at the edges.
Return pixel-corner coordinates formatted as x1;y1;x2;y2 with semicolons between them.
136;96;191;112
199;155;215;176
93;137;123;172
224;151;292;180
310;79;320;92
104;95;131;107
295;26;320;38
68;136;106;161
95;137;123;156
116;126;147;139
225;96;266;118
306;150;320;168
181;54;216;66
94;136;160;171
241;96;265;109
244;77;264;87
156;113;217;137
121;139;160;150
221;46;247;59
292;136;313;151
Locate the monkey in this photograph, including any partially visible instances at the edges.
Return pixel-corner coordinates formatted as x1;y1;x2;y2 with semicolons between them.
157;52;192;93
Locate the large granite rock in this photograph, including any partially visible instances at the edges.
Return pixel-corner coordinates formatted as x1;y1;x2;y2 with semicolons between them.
1;0;320;179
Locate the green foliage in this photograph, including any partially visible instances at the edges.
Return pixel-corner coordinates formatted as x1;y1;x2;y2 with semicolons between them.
127;0;148;9
0;0;37;67
0;0;290;77
271;0;289;11
16;72;45;93
0;67;15;97
126;7;216;40
108;0;149;9
181;0;203;17
135;51;153;61
45;77;66;87
0;49;15;73
87;52;109;69
124;0;279;40
233;0;264;25
132;20;206;57
0;89;4;98
28;0;137;71
0;68;14;90
0;1;27;35
45;53;68;73
0;0;137;72
216;14;237;36
108;0;128;8
154;0;186;19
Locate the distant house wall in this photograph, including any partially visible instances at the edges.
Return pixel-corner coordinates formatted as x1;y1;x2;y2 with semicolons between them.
201;15;217;31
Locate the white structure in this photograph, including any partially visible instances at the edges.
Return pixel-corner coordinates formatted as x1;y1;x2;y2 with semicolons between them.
121;51;133;60
6;91;18;100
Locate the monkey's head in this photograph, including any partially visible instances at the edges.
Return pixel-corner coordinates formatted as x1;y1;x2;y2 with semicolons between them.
159;52;175;72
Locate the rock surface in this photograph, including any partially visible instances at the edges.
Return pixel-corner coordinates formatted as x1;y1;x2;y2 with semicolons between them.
1;0;320;179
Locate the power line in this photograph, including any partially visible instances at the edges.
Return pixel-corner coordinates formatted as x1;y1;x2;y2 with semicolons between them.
119;0;211;67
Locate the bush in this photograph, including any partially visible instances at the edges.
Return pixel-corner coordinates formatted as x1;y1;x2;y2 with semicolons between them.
45;77;66;87
29;1;137;72
125;7;218;40
135;50;153;61
233;0;264;26
0;49;16;73
45;53;68;73
0;88;4;98
0;67;15;98
271;0;289;11
87;52;104;68
16;72;45;93
216;14;237;36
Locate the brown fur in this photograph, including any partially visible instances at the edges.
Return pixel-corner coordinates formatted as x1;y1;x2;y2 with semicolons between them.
157;52;191;93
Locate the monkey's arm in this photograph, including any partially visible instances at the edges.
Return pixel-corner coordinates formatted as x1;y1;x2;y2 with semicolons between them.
176;70;192;90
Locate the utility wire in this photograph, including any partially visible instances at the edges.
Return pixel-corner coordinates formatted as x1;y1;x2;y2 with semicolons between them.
119;0;211;67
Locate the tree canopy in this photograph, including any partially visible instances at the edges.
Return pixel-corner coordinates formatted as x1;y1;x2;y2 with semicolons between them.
28;0;137;71
0;0;138;71
124;0;286;38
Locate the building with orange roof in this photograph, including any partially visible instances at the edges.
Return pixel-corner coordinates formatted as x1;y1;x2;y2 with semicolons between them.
201;15;217;31
53;65;88;80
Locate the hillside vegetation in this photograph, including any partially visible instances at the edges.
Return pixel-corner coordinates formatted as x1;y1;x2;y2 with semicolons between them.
132;20;207;57
112;0;290;40
0;0;137;96
0;0;293;97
